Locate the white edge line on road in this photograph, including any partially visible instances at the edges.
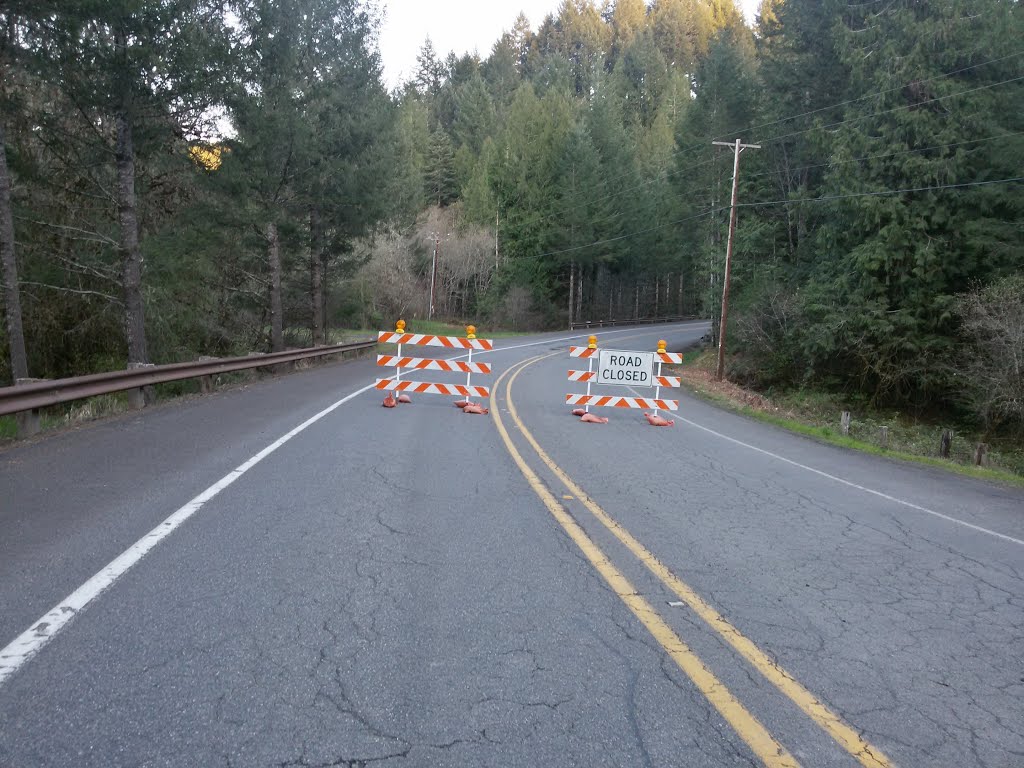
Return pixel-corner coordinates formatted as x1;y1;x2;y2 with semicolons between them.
682;415;1024;546
625;380;1022;547
0;321;705;688
0;381;378;687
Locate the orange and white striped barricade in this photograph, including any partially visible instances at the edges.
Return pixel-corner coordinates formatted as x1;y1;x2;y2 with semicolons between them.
566;337;682;418
376;319;494;405
649;339;682;417
565;394;679;411
567;335;599;413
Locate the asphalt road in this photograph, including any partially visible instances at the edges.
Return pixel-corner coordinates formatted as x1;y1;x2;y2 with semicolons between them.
1;321;1022;768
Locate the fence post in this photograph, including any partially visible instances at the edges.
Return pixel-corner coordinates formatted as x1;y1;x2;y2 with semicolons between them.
14;378;42;438
974;443;988;466
939;429;953;458
879;426;889;449
840;411;851;436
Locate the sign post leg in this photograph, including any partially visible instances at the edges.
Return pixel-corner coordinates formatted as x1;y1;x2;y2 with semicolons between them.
394;319;405;386
653;359;662;418
465;325;477;401
585;355;593;413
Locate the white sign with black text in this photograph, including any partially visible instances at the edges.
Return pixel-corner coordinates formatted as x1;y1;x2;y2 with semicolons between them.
597;349;654;387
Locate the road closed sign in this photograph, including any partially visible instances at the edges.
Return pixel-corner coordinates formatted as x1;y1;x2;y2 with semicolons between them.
597;349;654;386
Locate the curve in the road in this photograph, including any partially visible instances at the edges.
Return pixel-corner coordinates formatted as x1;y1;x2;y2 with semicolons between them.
495;353;892;768
0;325;673;690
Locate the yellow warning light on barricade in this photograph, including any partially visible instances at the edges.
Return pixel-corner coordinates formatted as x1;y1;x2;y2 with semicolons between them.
466;325;477;339
396;319;406;332
588;335;597;350
657;339;667;353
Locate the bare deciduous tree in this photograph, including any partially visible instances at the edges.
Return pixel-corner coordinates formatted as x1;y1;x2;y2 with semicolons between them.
953;275;1024;431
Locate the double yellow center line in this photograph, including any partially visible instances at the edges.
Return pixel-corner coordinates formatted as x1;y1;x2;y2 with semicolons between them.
490;355;891;768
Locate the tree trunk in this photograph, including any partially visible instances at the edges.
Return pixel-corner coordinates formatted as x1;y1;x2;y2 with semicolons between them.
116;112;148;367
309;206;324;345
576;268;583;322
267;220;283;352
0;122;28;384
568;260;576;328
321;251;330;340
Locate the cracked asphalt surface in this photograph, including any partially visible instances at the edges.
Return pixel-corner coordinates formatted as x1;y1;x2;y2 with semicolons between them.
1;322;1022;767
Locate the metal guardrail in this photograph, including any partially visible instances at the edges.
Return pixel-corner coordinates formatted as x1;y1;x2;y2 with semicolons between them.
0;339;377;418
569;316;697;330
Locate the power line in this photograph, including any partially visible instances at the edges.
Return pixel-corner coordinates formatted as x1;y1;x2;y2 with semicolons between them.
530;176;1021;261
533;207;720;259
761;74;1024;146
663;50;1024;164
539;156;719;223
737;176;1023;208
524;117;1023;244
718;50;1024;145
537;50;1024;212
742;130;1024;182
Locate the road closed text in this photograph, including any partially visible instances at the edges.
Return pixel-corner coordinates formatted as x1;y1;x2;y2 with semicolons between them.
597;350;655;387
601;358;649;383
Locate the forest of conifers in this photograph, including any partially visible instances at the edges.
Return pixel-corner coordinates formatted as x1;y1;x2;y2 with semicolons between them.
0;0;1021;431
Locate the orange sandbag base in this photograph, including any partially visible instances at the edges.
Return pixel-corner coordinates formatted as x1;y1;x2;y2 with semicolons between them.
644;412;674;427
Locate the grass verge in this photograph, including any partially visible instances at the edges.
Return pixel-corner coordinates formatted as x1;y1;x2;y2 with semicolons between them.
676;350;1024;488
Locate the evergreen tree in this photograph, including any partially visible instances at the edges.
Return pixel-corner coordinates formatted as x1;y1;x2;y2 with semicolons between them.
675;25;758;319
803;0;1024;406
390;96;431;218
649;0;711;72
0;3;31;385
613;32;669;128
425;128;458;207
228;0;388;351
509;13;536;76
489;85;575;295
24;0;228;369
453;72;497;154
482;36;520;113
553;0;612;98
610;0;648;64
414;38;445;97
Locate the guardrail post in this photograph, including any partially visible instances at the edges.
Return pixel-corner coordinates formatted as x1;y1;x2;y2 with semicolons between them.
126;363;155;409
14;378;42;438
197;356;219;393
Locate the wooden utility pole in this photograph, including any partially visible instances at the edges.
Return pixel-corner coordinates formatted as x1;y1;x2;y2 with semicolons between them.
712;138;760;381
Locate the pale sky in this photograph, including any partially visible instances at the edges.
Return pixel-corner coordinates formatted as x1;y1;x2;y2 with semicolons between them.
377;0;763;90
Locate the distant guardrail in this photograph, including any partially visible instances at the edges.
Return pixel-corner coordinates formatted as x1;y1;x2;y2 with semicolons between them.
569;316;698;330
0;339;376;429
